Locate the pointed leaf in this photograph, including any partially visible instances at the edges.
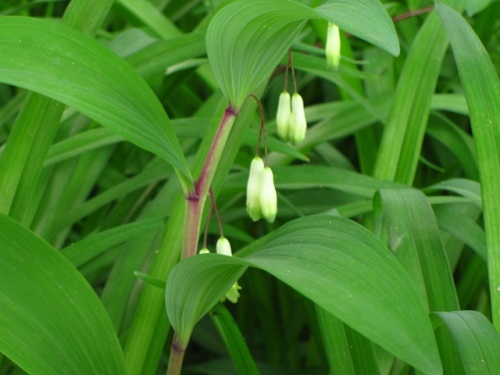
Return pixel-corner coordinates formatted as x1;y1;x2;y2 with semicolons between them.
434;311;500;374
206;0;315;108
0;16;192;184
436;1;500;329
0;214;126;375
166;215;441;374
314;0;400;56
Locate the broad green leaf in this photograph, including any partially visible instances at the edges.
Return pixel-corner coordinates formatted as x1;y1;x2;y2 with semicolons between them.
375;189;459;311
314;0;399;56
0;16;192;185
206;0;315;107
166;215;442;374
0;213;126;375
434;311;500;374
436;2;500;329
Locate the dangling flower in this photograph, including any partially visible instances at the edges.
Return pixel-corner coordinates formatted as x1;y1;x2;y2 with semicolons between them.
289;93;307;145
246;157;265;222
216;237;241;303
198;248;210;254
260;167;277;223
326;22;341;70
216;237;232;256
276;91;291;141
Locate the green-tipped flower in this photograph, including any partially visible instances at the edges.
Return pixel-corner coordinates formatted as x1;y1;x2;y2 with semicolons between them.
326;22;341;70
246;156;264;221
224;282;242;303
289;93;307;145
198;248;210;254
276;91;291;141
215;237;242;303
216;237;232;256
260;167;277;223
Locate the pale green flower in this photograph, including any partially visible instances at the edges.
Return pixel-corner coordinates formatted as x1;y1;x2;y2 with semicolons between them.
216;237;232;256
289;93;307;145
224;282;242;304
246;156;264;221
276;91;291;141
215;237;242;303
326;22;341;70
198;248;210;254
260;167;277;223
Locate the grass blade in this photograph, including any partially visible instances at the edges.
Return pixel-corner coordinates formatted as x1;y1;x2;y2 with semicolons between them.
436;1;500;330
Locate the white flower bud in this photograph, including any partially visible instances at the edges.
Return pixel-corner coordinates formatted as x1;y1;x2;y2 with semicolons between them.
246;157;264;221
326;22;341;70
216;237;232;256
259;167;277;223
276;91;291;141
198;248;210;254
289;93;307;145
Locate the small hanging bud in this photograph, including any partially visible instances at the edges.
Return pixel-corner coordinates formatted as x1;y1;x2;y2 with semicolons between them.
259;167;277;223
215;237;242;303
326;22;341;70
246;157;264;221
276;91;291;141
198;248;210;254
224;282;242;304
289;93;307;145
216;237;232;256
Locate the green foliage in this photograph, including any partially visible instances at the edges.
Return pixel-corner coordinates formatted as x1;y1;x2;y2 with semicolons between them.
1;0;500;374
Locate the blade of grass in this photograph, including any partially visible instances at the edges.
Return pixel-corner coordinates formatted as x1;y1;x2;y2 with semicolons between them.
436;1;500;330
373;0;466;184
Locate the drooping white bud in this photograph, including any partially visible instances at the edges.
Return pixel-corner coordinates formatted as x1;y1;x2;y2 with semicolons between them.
198;248;210;254
246;157;264;221
216;237;232;256
276;91;291;141
259;167;277;223
326;22;341;70
289;93;307;145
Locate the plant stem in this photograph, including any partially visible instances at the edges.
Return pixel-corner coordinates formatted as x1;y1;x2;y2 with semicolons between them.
166;333;187;375
181;105;237;259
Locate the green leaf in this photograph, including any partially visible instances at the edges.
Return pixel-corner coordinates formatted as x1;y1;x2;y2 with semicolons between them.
210;303;260;375
436;1;500;330
166;215;442;374
434;311;500;374
0;213;126;375
314;0;400;56
206;0;314;108
0;16;192;186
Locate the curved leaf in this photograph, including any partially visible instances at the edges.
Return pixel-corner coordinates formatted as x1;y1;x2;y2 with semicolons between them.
314;0;400;56
0;214;126;375
206;0;315;108
436;1;500;329
434;311;500;374
0;16;192;185
166;215;441;374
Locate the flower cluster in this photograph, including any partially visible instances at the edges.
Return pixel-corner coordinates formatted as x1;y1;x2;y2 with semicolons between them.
276;91;307;145
246;156;277;223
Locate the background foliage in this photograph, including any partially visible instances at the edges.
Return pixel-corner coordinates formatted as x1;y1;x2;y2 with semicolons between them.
1;0;500;374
